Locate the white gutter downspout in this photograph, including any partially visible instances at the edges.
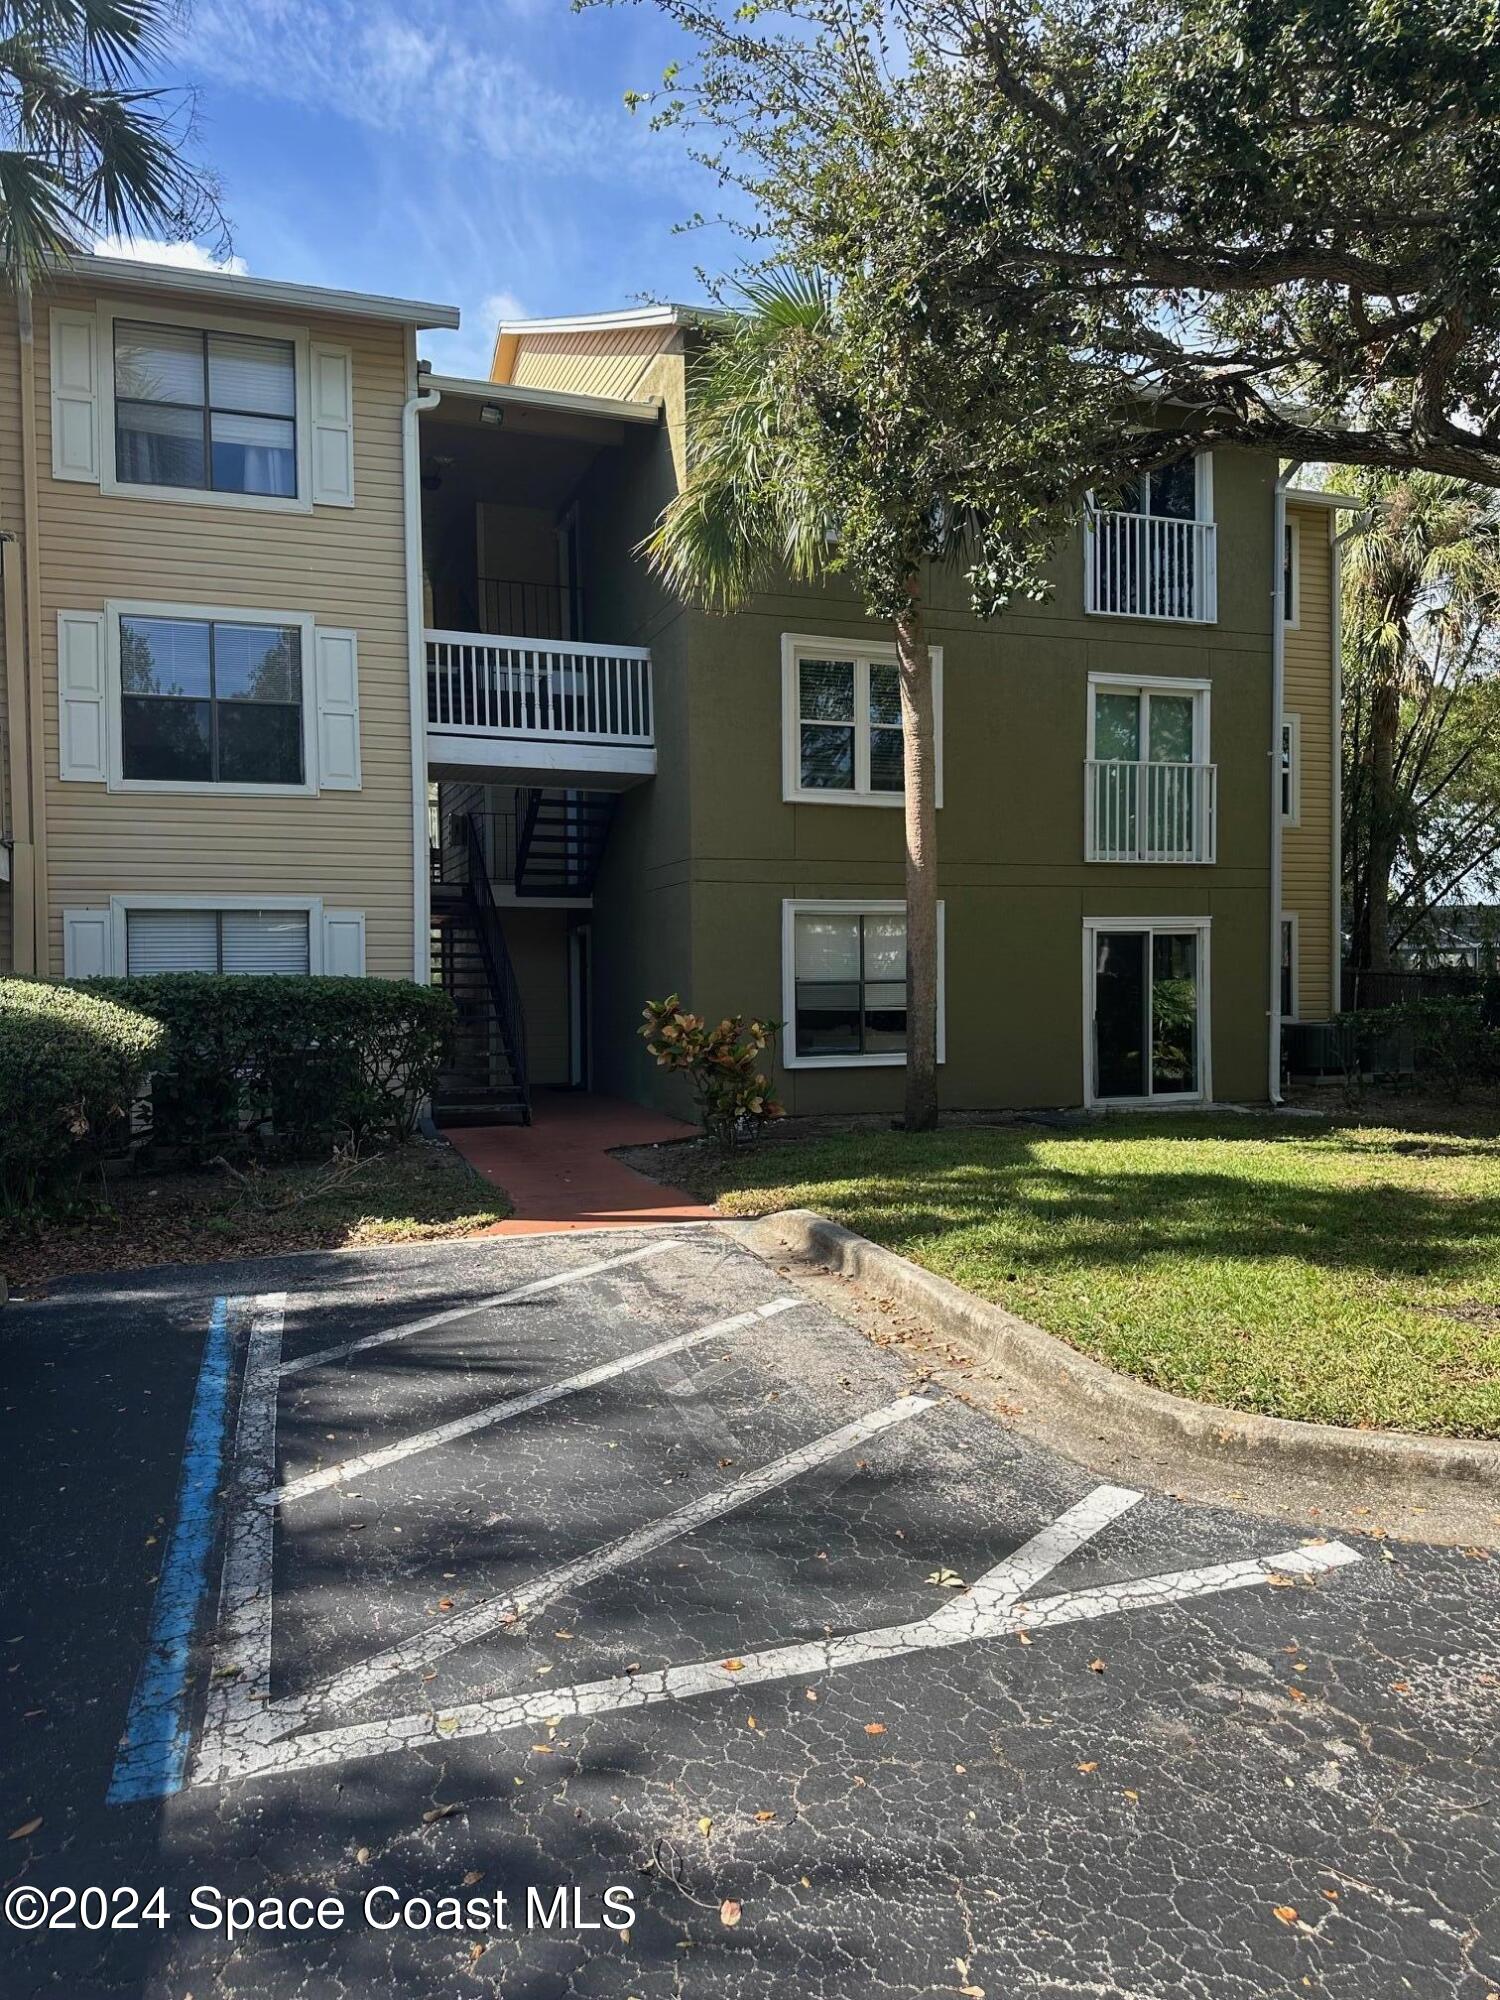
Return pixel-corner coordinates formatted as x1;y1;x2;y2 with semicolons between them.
402;338;441;983
1269;461;1302;1104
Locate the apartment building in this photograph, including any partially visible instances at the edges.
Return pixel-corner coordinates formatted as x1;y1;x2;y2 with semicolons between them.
0;263;1344;1123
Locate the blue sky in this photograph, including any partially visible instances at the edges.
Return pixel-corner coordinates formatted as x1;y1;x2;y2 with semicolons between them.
113;0;730;376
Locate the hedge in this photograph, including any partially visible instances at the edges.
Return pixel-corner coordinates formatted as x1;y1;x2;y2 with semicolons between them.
80;974;455;1160
0;979;165;1213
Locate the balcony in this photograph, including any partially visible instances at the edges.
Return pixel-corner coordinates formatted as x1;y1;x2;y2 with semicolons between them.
1085;759;1218;864
425;630;655;785
1084;509;1217;622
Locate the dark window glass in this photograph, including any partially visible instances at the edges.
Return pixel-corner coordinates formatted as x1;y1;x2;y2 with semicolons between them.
1281;920;1295;1018
119;616;303;785
113;321;297;497
1151;933;1199;1093
120;696;213;782
1148;458;1197;520
1094;931;1147;1098
1284;524;1296;620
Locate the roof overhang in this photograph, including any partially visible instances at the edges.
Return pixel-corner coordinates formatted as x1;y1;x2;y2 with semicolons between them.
1285;487;1363;510
54;253;460;329
422;372;663;426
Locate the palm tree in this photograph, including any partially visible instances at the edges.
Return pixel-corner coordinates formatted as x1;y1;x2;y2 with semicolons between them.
646;273;945;1130
1338;470;1500;967
0;0;224;296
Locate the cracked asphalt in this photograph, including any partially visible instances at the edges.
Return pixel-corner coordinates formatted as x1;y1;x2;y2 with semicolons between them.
1;1223;1497;1999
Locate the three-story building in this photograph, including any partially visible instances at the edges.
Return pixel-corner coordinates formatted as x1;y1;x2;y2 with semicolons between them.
0;264;1344;1123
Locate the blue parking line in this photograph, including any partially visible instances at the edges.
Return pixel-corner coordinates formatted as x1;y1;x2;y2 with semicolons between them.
106;1295;238;1806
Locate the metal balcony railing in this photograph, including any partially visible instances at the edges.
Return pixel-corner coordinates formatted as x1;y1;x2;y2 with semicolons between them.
426;631;653;747
1085;759;1218;863
1085;509;1218;622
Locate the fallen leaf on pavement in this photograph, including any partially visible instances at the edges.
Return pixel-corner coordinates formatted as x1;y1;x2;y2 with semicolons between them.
925;1568;965;1588
1273;1906;1299;1925
7;1817;41;1840
421;1803;463;1823
864;1722;887;1736
1088;1659;1106;1674
754;1811;776;1822
1076;1762;1099;1775
723;1659;746;1673
719;1899;742;1928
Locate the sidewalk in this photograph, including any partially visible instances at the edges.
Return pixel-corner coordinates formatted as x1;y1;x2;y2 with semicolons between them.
443;1090;717;1235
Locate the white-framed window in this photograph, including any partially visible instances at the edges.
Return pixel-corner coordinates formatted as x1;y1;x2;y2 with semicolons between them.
1085;674;1215;863
1280;714;1302;826
1084;916;1212;1106
62;896;366;979
57;601;361;797
781;634;943;808
1085;453;1217;623
1283;517;1301;627
1280;913;1300;1021
126;905;311;976
781;898;946;1069
49;298;355;512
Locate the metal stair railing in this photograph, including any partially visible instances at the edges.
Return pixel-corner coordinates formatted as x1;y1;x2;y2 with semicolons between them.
461;812;531;1124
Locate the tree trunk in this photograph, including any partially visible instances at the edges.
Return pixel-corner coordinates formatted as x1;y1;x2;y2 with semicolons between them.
895;590;939;1132
1360;676;1401;970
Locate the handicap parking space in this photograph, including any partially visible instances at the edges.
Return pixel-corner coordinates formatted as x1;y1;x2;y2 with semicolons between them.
2;1229;1497;2000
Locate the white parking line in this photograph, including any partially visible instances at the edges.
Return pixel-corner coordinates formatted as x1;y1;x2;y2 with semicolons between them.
205;1505;1362;1785
193;1294;286;1788
277;1241;681;1379
267;1394;936;1733
269;1297;802;1506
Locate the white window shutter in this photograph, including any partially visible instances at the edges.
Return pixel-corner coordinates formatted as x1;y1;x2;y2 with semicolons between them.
313;627;361;790
50;310;99;483
57;610;108;783
309;342;355;507
321;909;365;977
63;909;112;979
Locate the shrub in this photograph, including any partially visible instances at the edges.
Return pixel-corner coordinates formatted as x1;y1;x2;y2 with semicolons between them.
1333;996;1499;1101
0;979;165;1213
80;975;454;1160
640;995;783;1147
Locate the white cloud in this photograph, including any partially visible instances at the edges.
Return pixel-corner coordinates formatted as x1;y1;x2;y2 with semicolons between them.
182;1;682;187
93;234;250;276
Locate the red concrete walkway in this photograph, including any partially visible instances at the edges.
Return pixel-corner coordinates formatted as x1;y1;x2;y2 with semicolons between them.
443;1090;718;1235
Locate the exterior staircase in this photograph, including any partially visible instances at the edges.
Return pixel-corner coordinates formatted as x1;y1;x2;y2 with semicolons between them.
430;815;531;1126
515;789;618;897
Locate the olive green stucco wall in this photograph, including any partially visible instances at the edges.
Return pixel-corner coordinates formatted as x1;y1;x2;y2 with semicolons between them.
575;353;1279;1115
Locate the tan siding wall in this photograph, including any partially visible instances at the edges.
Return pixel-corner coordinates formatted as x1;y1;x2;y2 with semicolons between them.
22;281;416;979
507;327;674;402
0;290;24;971
1283;504;1337;1018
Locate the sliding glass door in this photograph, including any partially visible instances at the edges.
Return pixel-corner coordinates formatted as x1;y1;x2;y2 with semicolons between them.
1088;923;1208;1103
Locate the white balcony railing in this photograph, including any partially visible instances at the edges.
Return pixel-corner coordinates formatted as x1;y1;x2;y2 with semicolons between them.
1085;510;1217;622
1086;759;1218;863
426;631;653;746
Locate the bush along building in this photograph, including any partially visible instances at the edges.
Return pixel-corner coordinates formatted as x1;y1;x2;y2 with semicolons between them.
0;265;1346;1123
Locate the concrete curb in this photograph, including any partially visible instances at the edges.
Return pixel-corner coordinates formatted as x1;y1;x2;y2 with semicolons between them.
750;1209;1500;1489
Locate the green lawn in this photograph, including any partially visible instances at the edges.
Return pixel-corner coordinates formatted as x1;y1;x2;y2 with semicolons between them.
1;1140;511;1292
695;1114;1500;1438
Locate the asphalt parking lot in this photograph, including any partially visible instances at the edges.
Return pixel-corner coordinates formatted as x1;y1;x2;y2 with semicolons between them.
1;1224;1496;1999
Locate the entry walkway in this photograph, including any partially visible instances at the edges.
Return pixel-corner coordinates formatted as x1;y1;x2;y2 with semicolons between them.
443;1088;717;1234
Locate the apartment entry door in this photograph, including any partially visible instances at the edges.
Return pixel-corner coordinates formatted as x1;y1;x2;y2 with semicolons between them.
1087;922;1210;1105
568;923;592;1090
